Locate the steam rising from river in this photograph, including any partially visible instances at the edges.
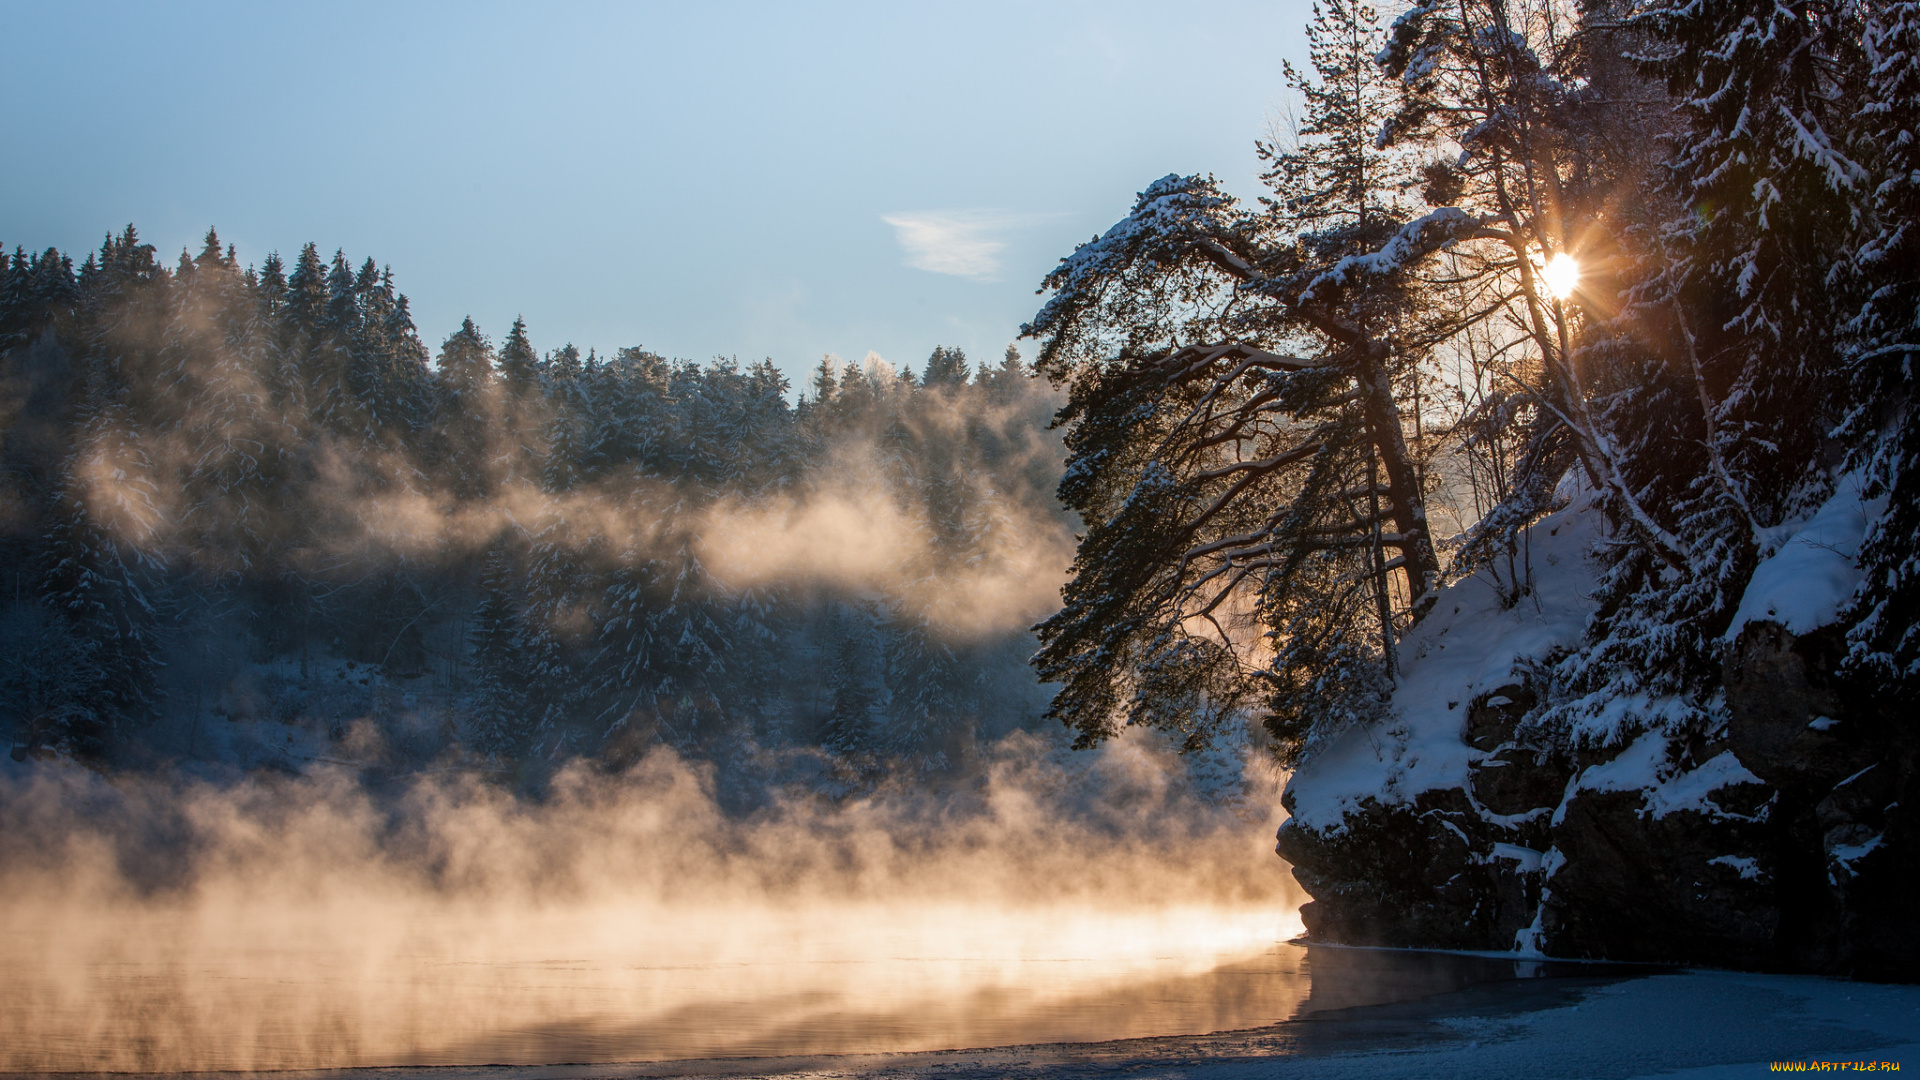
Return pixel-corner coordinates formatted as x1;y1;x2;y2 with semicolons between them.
1;298;1298;1069
0;731;1301;1072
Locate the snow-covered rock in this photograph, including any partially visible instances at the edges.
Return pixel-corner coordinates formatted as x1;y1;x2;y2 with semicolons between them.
1277;485;1920;978
1284;489;1602;835
1727;472;1884;640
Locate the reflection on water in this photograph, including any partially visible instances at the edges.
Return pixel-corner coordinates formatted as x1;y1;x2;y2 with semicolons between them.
2;733;1321;1073
2;894;1607;1072
0;736;1618;1072
2;902;1309;1071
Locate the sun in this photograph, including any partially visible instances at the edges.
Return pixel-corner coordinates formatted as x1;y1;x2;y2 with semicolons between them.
1542;252;1581;301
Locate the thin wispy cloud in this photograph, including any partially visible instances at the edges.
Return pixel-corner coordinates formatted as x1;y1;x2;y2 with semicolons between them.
881;210;1053;281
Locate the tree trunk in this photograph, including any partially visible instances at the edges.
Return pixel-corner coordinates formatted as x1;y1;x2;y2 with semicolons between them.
1357;348;1440;620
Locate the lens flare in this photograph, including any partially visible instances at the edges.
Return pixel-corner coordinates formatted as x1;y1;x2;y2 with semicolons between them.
1543;252;1580;301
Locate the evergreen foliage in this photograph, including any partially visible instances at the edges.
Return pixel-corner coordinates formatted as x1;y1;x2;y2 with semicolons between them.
1841;2;1920;701
1024;0;1451;758
469;538;529;758
1024;0;1920;761
820;611;877;756
0;222;1061;771
16;0;1906;780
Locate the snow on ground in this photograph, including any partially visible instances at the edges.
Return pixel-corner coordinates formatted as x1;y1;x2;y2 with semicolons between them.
1561;731;1766;825
1728;470;1884;640
1283;466;1889;836
1171;968;1920;1080
1284;489;1603;833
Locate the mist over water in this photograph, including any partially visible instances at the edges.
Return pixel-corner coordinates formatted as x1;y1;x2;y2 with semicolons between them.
0;239;1307;1072
0;729;1302;1072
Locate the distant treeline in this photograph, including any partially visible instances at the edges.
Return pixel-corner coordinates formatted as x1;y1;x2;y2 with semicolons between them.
0;228;1067;775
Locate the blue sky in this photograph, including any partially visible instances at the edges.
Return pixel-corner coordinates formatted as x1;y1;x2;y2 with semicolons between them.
2;1;1311;390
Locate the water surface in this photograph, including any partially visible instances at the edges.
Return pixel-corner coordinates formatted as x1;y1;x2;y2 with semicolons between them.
6;902;1309;1070
4;900;1621;1073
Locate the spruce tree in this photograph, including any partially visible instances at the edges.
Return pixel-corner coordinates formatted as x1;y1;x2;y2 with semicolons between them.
172;228;276;577
593;489;662;726
642;496;730;743
302;250;360;434
434;317;498;499
514;530;582;736
34;426;160;760
0;247;32;353
351;263;432;466
1514;0;1879;735
0;246;76;353
495;316;545;487
1838;3;1920;699
820;612;875;756
469;538;530;758
881;601;965;769
809;354;838;407
921;345;970;389
539;342;587;494
986;344;1027;402
499;316;540;400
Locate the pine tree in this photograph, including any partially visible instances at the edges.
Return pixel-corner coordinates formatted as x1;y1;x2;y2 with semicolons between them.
33;377;161;759
985;343;1027;402
1370;0;1737;596
921;345;970;389
469;538;530;757
495;316;545;487
1260;0;1402;233
809;354;839;407
434;317;498;499
881;600;965;769
499;316;540;400
1838;3;1920;699
642;496;731;744
820;611;875;756
172;228;277;577
1023;0;1446;757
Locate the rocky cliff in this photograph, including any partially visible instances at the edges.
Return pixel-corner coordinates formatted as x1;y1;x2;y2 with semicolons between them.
1276;484;1920;980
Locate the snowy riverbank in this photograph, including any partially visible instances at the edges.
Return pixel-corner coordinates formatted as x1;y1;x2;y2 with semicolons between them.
1277;475;1920;975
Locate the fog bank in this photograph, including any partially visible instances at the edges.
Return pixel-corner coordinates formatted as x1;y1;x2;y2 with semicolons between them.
0;728;1299;1071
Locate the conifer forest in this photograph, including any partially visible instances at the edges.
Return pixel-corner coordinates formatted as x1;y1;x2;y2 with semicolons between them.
0;232;1068;785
